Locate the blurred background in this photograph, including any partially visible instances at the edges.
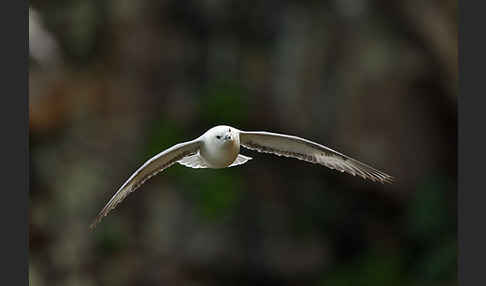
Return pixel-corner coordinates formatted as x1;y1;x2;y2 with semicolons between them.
29;0;457;285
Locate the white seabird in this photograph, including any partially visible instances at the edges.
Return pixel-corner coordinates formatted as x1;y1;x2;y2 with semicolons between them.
90;125;393;229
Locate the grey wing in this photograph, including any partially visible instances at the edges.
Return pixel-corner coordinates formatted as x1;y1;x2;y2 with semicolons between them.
239;131;394;183
90;139;202;229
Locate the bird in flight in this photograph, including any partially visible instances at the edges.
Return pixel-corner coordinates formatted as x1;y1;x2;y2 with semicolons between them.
90;125;393;229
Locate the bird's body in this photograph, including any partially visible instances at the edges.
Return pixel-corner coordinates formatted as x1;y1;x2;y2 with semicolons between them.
90;125;394;229
199;126;240;168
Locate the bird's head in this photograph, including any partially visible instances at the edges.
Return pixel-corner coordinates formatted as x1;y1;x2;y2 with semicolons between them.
206;125;237;146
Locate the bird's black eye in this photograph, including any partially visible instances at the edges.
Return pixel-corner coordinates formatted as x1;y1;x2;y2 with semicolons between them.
216;135;221;139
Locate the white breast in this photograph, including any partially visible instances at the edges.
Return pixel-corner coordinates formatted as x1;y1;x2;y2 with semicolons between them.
200;137;240;168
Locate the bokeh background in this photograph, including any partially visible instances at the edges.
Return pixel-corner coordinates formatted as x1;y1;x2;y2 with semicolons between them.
29;1;457;285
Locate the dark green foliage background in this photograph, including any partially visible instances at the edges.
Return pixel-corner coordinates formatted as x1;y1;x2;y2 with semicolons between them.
29;1;457;285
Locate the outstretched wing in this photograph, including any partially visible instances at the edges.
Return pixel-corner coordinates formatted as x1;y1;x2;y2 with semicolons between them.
239;131;393;183
90;139;202;229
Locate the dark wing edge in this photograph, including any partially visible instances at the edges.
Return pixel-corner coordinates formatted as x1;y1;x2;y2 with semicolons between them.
239;131;394;184
89;139;201;230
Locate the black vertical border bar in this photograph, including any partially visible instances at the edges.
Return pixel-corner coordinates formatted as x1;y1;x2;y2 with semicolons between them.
458;0;485;286
0;0;29;285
